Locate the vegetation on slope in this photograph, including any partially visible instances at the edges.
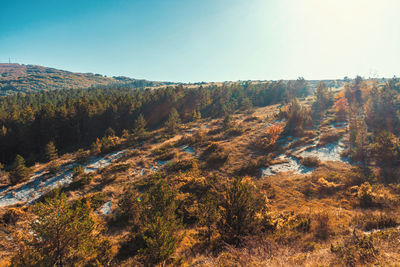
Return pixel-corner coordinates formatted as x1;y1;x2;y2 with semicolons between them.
1;77;400;266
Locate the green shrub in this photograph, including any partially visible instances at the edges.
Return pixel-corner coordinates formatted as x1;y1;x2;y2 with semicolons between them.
218;177;266;246
68;173;94;190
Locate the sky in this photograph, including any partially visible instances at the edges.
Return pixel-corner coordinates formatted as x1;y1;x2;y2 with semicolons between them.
1;0;400;82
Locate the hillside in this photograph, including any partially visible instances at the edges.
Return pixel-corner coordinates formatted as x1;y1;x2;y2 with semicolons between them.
0;78;400;266
0;63;163;96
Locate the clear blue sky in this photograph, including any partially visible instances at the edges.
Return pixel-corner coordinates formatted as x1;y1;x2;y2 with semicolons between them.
1;0;400;82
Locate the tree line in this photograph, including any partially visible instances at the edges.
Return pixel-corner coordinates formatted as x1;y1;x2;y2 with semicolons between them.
0;79;309;166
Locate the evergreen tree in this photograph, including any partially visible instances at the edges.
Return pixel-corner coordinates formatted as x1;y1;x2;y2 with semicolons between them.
11;191;109;266
222;114;233;130
218;177;265;246
134;113;147;136
45;141;58;162
192;109;202;121
198;193;220;243
240;97;253;111
314;81;332;117
9;155;30;184
165;108;181;133
123;181;182;265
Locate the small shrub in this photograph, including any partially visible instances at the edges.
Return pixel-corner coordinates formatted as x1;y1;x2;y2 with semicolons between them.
313;212;332;240
218;177;266;246
2;208;24;225
48;161;60;175
82;192;108;210
235;158;265;177
318;132;342;146
295;214;312;233
331;234;378;266
358;182;375;208
76;149;89;163
300;156;320;167
354;213;398;231
316;177;342;195
106;163;132;174
68;173;94;190
302;241;316;252
225;127;243;137
243;116;260;122
201;143;229;168
252;124;283;151
155;151;175;161
165;159;197;173
73;166;85;178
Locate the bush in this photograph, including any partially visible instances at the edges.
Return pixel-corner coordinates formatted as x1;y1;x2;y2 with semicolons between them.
282;99;313;136
295;214;312;233
355;213;398;231
235;158;266;177
331;234;378;266
334;97;349;122
48;161;60;175
358;182;375;208
76;149;89;163
252;124;283;151
82;192;108;210
120;181;182;265
2;208;24;225
313;212;332;240
164;159;197;173
300;156;320;167
315;177;342;195
105;163;132;174
225;127;243;137
115;185;142;227
318;132;342;146
201;143;229;168
68;173;94;190
73;166;85;178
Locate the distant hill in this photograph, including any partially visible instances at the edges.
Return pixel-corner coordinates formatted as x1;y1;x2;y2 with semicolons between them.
0;63;164;96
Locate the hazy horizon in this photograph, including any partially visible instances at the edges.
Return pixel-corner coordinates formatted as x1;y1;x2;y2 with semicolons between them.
1;0;400;82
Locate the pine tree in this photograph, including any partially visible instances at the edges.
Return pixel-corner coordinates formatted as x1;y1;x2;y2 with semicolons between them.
222;114;233;130
165;108;181;133
124;181;182;265
198;193;220;243
45;141;58;162
9;155;30;184
11;190;109;266
192;110;201;121
218;177;265;246
314;81;332;117
134;113;147;136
